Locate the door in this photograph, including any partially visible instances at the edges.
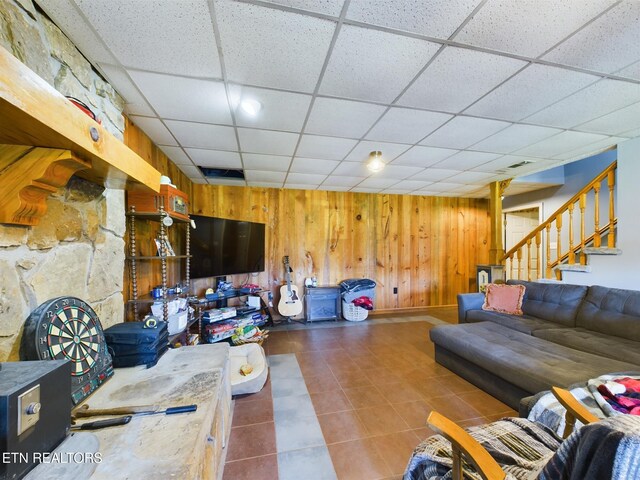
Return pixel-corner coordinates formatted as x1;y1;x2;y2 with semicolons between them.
504;207;541;281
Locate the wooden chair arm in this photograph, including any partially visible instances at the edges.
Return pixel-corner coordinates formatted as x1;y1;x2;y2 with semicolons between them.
551;387;599;438
427;411;506;480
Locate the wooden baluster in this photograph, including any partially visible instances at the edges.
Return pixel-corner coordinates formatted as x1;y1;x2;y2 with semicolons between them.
579;193;586;265
546;224;552;278
535;231;542;281
608;170;615;248
509;254;514;280
556;214;562;266
517;248;523;280
568;203;575;265
593;184;601;247
526;238;532;281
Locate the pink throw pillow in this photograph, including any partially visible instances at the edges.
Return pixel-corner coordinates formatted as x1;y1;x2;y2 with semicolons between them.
482;284;525;315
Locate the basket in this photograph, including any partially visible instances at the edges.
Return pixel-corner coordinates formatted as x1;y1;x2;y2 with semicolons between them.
342;300;368;321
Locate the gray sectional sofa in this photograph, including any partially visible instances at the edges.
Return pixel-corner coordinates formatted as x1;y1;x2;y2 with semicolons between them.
430;280;640;410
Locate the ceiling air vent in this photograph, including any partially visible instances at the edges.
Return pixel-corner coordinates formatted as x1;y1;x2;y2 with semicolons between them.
198;167;245;179
507;160;533;169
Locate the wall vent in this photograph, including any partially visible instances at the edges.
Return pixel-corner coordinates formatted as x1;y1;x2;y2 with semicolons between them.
507;160;533;169
198;167;245;179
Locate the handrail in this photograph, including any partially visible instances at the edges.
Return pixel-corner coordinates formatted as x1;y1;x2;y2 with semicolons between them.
502;160;617;261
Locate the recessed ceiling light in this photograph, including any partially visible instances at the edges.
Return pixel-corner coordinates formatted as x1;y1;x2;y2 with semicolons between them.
366;151;385;173
240;99;262;117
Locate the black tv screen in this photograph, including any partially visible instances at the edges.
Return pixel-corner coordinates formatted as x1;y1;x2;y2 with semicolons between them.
190;215;265;279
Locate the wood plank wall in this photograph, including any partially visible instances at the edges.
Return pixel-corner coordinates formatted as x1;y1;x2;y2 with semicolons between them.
123;118;491;315
191;185;491;311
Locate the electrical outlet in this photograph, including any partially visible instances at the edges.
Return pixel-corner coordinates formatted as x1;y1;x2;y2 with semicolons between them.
393;287;398;294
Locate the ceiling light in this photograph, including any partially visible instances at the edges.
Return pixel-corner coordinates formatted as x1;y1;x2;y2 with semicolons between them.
240;98;262;116
366;151;385;173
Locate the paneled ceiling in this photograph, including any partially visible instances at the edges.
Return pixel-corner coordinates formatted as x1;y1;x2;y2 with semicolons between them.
38;0;640;197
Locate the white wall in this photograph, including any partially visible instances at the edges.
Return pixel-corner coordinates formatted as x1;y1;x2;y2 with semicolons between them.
563;137;640;289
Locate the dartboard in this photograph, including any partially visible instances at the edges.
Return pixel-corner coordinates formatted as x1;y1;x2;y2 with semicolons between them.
22;296;113;404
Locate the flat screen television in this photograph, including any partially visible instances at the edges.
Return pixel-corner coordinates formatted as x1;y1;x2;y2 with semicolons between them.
190;215;266;279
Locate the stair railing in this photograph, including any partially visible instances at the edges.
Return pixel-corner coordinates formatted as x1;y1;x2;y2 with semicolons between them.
502;160;617;281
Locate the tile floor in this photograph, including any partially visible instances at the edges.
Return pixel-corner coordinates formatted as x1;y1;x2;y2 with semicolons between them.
223;310;518;480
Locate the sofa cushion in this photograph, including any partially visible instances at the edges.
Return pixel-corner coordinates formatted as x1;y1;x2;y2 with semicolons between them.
533;327;640;366
576;285;640;341
507;280;588;327
429;321;639;396
466;310;565;335
482;283;525;315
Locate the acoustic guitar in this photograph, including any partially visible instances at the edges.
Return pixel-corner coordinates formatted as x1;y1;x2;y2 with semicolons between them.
278;256;303;317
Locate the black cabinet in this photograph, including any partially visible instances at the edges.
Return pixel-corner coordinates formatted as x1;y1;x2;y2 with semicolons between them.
304;286;341;322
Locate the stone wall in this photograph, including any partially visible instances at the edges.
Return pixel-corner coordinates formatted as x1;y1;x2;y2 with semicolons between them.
0;0;127;360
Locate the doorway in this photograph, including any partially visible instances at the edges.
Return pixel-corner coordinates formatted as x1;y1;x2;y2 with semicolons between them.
504;205;542;281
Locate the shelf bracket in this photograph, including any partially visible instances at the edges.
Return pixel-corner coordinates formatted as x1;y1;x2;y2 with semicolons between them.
0;145;91;226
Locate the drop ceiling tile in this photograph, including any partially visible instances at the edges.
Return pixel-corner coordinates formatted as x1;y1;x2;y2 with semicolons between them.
454;0;615;57
552;136;626;161
129;116;177;146
620;127;640;139
177;164;205;178
248;182;285;188
243;153;292;171
392;146;458;167
305;98;386;138
158;146;192;165
576;103;640;136
207;178;247;186
344;141;411;162
320;185;351;192
38;1;117;64
346;0;481;39
99;64;154;116
381;165;424;179
433;151;501;170
392;180;433;191
398;47;526;113
515;131;610;158
331;161;370;177
190;177;209;184
284;183;318;190
470;155;544;173
472;124;562;154
616;61;640;81
358;177;398;189
320;24;440;103
351;187;384;193
166;120;237;150
185;149;242;168
286;172;328;184
237;128;299;156
410;168;460;182
76;0;221;76
465;64;598;121
321;176;364;187
296;135;358;159
382;189;413;195
229;85;312;131
420;182;463;192
215;0;334;92
421;116;511;149
244;170;288;183
445;171;496;184
449;184;486;193
128;70;231;124
259;0;344;16
543;2;640;74
290;158;339;174
525;80;640;128
365;108;452;144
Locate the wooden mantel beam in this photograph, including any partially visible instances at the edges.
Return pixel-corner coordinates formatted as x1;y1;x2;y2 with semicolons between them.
0;45;161;192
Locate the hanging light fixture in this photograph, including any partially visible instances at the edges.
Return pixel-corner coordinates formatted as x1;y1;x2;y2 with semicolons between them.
366;151;385;173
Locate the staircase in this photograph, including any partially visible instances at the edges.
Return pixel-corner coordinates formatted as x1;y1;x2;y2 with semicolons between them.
502;161;619;281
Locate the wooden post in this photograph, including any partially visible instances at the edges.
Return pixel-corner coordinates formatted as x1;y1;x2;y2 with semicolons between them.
568;203;575;265
579;193;586;265
608;170;615;248
517;248;522;280
556;214;562;265
488;180;511;264
545;224;552;279
593;184;601;247
526;239;532;281
535;231;542;281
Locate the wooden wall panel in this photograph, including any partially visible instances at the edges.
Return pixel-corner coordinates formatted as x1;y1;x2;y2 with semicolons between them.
190;186;491;311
